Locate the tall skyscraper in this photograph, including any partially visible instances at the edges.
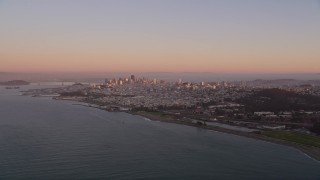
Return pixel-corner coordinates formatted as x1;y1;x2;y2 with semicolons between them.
130;75;135;83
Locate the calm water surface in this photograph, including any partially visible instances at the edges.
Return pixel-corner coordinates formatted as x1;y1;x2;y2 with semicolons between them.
0;85;320;179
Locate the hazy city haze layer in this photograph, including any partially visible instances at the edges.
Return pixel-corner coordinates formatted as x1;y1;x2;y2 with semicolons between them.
1;72;320;83
1;0;320;73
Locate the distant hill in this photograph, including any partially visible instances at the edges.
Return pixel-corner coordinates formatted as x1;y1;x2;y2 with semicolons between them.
248;79;320;87
237;88;320;112
0;80;30;86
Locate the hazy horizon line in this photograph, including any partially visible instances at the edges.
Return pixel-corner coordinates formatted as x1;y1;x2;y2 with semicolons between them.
1;71;320;75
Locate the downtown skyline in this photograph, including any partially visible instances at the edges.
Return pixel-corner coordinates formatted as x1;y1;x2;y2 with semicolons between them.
1;0;320;73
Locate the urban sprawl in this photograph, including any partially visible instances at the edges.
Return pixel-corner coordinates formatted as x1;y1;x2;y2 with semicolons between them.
22;75;320;135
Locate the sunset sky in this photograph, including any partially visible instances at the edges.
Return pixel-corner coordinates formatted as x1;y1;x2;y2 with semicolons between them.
0;0;320;73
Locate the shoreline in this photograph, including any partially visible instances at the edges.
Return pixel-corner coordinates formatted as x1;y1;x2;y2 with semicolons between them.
129;111;320;162
54;98;320;162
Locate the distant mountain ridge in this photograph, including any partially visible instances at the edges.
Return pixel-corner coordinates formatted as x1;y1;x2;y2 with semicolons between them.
248;79;320;87
0;80;30;86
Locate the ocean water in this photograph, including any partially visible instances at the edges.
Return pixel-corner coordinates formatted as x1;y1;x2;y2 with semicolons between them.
0;85;320;179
